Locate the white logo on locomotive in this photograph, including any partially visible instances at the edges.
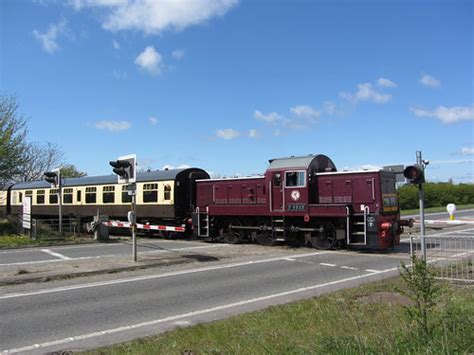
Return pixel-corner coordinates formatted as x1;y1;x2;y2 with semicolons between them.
291;190;300;201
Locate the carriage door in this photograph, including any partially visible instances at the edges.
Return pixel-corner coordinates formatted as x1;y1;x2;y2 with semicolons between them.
271;171;284;211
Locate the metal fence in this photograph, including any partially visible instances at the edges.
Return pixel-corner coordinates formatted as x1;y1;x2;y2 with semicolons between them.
410;235;474;283
30;218;80;241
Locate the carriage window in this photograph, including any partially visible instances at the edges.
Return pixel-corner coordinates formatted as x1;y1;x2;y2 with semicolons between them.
25;190;33;197
143;183;158;203
102;185;115;204
63;188;73;204
273;173;281;187
36;190;45;204
49;189;59;204
122;185;132;203
285;171;306;187
164;184;171;200
77;190;82;202
19;192;23;203
85;187;97;204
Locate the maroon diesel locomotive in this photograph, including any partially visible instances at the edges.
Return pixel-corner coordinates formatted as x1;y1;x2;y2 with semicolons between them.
193;154;410;250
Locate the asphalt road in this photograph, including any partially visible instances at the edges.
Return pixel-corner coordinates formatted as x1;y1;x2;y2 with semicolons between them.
0;239;206;267
0;249;405;353
0;219;473;353
406;208;474;221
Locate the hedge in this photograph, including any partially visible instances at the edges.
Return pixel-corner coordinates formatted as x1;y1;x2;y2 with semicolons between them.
397;183;474;210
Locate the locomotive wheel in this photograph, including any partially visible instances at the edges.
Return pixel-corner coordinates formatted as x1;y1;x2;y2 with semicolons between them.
160;231;172;238
223;219;244;244
309;221;337;250
256;230;277;246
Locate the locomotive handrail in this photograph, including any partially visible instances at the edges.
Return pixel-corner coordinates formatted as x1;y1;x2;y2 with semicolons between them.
363;205;370;245
346;206;350;244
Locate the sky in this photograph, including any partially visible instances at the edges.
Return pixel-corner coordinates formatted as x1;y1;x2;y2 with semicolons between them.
1;0;473;182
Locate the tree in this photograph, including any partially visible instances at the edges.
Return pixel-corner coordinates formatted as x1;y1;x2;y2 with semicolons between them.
61;164;87;178
15;142;65;182
0;95;28;182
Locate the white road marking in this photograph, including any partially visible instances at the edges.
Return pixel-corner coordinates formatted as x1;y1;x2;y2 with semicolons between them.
0;244;228;268
40;249;72;260
1;267;398;354
320;263;336;267
365;269;382;273
0;251;330;300
340;266;358;270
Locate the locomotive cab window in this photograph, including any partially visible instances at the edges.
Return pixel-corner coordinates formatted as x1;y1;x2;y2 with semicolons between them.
49;189;59;204
285;171;306;187
164;184;171;200
36;190;45;204
273;173;281;187
143;183;158;203
63;188;73;204
102;186;115;204
85;187;97;204
122;185;132;203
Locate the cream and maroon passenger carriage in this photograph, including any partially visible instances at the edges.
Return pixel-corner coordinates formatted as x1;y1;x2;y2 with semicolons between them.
6;168;209;226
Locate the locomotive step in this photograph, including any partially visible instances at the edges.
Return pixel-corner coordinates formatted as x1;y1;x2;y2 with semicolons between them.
351;232;366;235
353;222;365;225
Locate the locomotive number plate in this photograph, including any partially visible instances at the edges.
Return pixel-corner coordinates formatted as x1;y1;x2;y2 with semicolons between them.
287;203;306;211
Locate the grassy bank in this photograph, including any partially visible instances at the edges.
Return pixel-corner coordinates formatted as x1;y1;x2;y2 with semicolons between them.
87;277;473;354
401;203;474;216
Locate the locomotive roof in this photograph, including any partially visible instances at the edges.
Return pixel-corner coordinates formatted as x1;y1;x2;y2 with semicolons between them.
268;154;337;172
10;168;205;190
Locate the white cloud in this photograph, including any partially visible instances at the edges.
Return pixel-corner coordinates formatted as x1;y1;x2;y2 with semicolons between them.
377;77;397;88
70;0;238;35
461;147;474;155
33;19;68;54
95;120;131;132
216;128;240;140
323;101;336;115
248;129;259;138
254;110;286;123
172;49;185;60
411;105;474;124
340;83;392;104
135;46;162;75
290;105;321;120
69;0;128;10
420;74;441;88
112;39;120;49
148;116;158;125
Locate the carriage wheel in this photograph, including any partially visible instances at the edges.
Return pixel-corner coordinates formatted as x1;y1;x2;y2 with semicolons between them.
223;218;244;244
309;221;337;250
256;230;277;246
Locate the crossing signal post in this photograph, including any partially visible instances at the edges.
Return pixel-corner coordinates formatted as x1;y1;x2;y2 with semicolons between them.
110;154;137;261
404;151;429;260
43;169;62;235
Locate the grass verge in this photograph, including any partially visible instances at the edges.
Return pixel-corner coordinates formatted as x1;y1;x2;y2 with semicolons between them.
85;277;473;354
401;203;474;216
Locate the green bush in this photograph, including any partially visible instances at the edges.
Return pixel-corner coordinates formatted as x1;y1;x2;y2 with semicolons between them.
398;182;474;210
